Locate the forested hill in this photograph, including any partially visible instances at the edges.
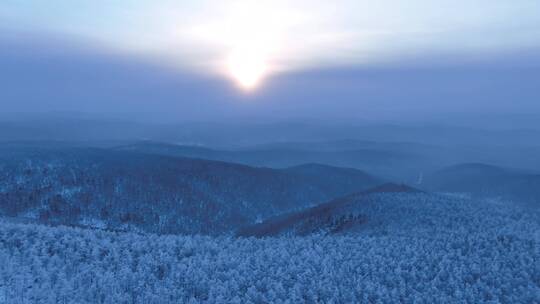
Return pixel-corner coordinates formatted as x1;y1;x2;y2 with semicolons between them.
0;146;380;234
238;183;420;237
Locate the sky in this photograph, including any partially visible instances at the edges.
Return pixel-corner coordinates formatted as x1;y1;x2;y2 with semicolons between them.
1;0;540;124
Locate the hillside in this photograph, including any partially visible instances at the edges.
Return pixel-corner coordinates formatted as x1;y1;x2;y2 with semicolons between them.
0;146;380;234
238;183;420;237
283;163;383;196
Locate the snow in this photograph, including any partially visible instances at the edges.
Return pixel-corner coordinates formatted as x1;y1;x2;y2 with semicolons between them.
0;194;538;303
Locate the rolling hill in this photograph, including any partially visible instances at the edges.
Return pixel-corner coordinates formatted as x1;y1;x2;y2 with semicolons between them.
0;145;381;234
238;183;421;237
114;140;425;179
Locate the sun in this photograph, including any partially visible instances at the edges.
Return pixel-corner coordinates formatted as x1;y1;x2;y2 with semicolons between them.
227;47;267;91
186;0;304;91
219;0;285;91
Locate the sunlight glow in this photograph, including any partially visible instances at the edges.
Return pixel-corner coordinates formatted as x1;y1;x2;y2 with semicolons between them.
220;1;289;91
183;0;309;91
227;48;267;90
176;1;375;91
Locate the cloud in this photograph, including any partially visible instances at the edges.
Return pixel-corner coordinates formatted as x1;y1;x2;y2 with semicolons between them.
1;33;539;124
3;0;540;79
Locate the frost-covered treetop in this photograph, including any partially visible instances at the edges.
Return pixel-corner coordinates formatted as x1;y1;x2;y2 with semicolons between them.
0;193;538;303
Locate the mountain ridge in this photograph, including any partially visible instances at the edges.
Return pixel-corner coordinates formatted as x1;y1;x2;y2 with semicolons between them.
0;145;382;234
238;183;420;237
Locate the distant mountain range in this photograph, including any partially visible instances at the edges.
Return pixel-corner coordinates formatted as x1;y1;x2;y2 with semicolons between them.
0;145;381;234
114;141;428;180
424;163;540;206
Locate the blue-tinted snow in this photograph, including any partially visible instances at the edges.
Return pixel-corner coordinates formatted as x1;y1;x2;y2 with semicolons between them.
0;193;538;303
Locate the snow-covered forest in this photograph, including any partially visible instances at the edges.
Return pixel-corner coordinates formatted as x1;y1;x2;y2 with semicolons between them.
0;148;380;235
1;193;538;303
